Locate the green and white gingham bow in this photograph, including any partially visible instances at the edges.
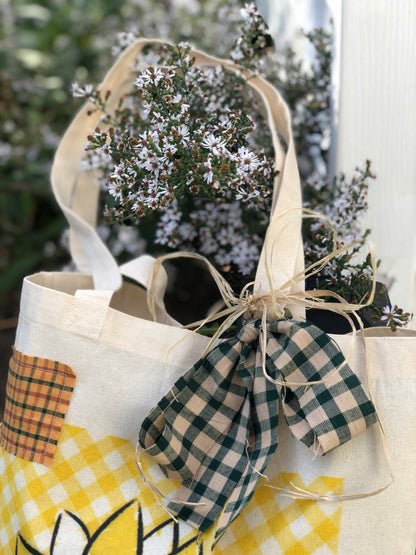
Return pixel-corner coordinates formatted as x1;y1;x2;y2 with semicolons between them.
138;318;376;533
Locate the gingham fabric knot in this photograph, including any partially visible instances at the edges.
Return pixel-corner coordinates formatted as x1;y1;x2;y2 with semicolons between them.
138;318;376;533
237;321;260;343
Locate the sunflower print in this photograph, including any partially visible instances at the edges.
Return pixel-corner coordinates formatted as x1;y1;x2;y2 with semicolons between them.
16;499;204;554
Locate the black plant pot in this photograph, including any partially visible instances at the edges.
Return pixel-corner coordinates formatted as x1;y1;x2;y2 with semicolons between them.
305;280;391;334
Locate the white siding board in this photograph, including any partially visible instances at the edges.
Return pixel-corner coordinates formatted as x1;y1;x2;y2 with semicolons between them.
336;0;416;319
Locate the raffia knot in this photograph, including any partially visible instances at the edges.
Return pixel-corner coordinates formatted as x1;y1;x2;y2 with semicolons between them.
238;288;285;321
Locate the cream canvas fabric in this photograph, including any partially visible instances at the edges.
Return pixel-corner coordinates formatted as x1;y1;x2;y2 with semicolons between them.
216;328;416;554
0;38;415;555
0;273;216;554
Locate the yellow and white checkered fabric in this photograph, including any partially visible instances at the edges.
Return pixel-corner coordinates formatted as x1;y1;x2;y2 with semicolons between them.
0;424;213;554
0;423;344;554
214;473;344;554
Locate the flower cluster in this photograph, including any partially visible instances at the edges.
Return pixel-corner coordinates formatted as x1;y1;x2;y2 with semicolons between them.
155;198;267;276
303;162;377;301
303;162;412;328
230;3;273;73
304;161;374;273
78;38;275;276
93;45;274;224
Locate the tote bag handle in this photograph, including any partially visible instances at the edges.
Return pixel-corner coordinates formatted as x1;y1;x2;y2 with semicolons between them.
51;38;304;315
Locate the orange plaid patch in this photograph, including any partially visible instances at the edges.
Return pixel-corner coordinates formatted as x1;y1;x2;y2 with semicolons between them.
0;348;76;466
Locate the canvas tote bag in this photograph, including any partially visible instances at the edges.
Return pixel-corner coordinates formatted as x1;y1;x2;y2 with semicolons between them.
0;38;295;554
0;38;415;555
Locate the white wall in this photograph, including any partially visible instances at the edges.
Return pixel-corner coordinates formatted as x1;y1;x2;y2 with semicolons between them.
335;1;416;319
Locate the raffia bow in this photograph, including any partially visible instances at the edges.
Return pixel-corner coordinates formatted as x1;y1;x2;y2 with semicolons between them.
137;246;379;534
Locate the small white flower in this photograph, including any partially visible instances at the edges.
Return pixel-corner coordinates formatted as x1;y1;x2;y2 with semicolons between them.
230;47;244;62
178;41;191;50
135;67;165;89
171;94;183;104
0;141;13;164
236;147;260;172
176;124;190;144
380;306;402;326
81;152;112;172
200;237;219;255
240;3;258;19
214;250;232;266
142;155;164;175
235;188;250;202
201;133;227;155
203;160;214;184
238;260;255;275
178;222;197;242
111;226;146;256
71;82;94;98
107;181;123;200
117;32;137;48
159;141;178;162
180;102;190;115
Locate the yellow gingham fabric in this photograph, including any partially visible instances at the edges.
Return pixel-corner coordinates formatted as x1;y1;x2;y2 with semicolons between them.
0;422;344;554
214;473;344;554
0;424;213;554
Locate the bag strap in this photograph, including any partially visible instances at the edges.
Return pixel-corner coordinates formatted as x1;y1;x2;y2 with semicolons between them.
51;38;303;315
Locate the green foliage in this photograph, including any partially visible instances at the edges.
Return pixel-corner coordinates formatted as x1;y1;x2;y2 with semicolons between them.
0;0;123;314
